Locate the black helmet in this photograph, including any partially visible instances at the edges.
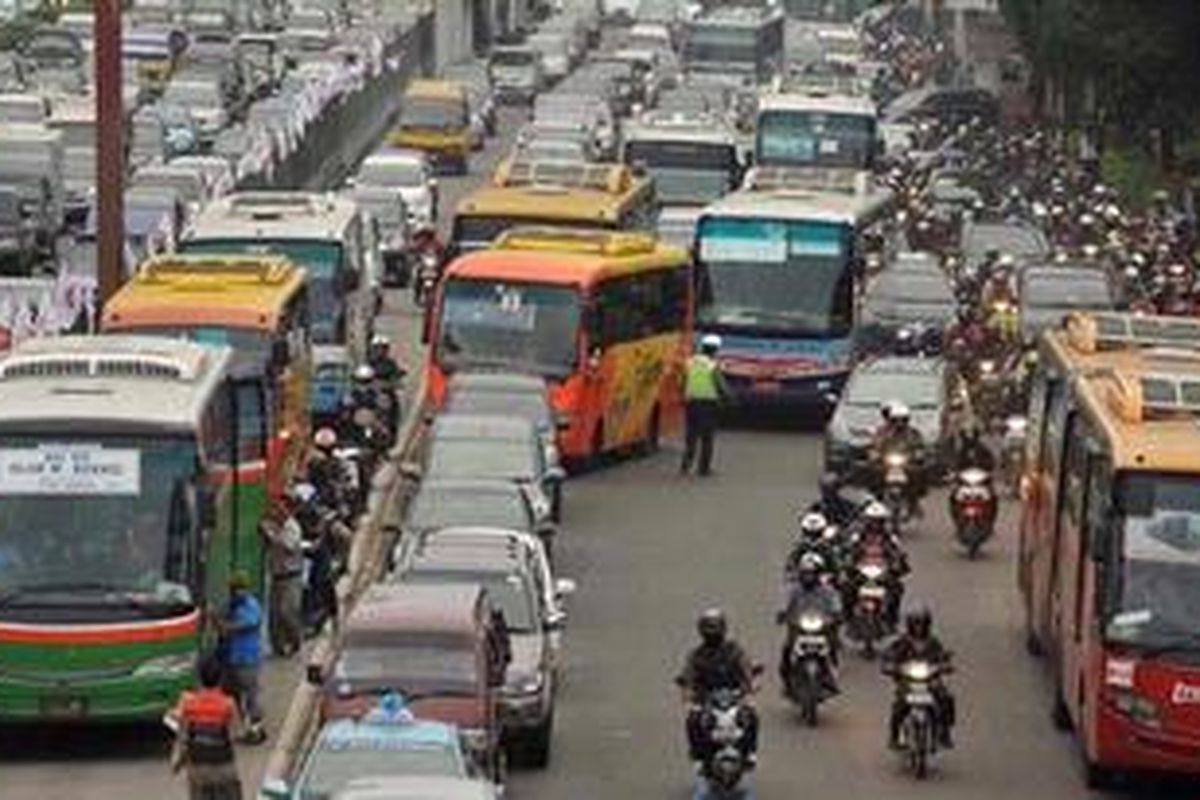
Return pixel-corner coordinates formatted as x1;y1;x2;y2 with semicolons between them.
797;553;822;588
818;471;841;495
697;608;727;645
904;605;933;639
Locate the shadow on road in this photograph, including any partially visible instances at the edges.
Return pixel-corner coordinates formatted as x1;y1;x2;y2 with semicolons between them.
0;722;167;763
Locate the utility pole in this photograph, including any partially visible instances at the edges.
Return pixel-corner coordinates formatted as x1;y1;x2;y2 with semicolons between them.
95;0;124;308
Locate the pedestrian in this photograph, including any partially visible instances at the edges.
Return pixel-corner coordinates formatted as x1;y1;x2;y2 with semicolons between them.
680;333;729;477
261;489;307;657
212;571;267;744
169;656;243;800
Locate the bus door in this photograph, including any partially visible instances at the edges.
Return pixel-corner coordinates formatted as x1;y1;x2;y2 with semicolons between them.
1056;410;1092;715
1038;380;1072;654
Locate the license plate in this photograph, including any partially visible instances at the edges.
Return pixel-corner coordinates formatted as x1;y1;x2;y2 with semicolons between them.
886;469;908;484
906;690;934;705
860;586;886;599
41;696;87;719
796;635;827;647
752;379;781;394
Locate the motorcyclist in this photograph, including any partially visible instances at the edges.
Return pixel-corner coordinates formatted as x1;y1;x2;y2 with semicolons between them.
366;335;404;436
953;425;995;472
674;609;760;771
777;554;841;694
809;471;858;528
307;427;352;513
844;502;909;626
869;402;927;513
341;365;390;449
883;606;956;750
785;511;841;582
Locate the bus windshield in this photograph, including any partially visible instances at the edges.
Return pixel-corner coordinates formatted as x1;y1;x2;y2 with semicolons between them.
757;109;876;169
624;140;737;205
1107;473;1200;649
437;279;580;377
0;435;197;613
685;27;758;71
399;97;465;131
696;217;852;336
182;238;342;343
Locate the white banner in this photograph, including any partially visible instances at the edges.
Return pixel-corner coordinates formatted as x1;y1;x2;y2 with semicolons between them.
0;445;141;496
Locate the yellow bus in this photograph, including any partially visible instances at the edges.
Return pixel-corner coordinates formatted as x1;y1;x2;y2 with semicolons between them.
428;227;691;463
390;79;473;175
448;159;657;258
102;254;312;519
1023;328;1200;785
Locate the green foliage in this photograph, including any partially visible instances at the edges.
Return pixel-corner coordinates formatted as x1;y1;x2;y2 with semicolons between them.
1100;145;1160;208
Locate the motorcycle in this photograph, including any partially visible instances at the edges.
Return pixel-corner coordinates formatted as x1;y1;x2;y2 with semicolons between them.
880;450;914;533
693;688;756;800
949;467;996;558
848;560;892;659
894;659;950;779
1000;415;1027;498
412;249;440;307
782;610;836;727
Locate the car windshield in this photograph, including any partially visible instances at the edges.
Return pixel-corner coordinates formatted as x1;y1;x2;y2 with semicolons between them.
697;217;851;336
964;225;1046;261
1023;274;1111;308
0;435;196;612
406;571;537;632
359;159;424;187
492;49;535;67
847;370;940;409
756;110;876;169
340;631;479;688
624;140;736;204
399;98;465;130
182;239;343;344
869;274;954;309
303;738;461;799
427;439;537;482
437;279;581;376
407;485;532;532
1106;474;1200;650
354;191;404;229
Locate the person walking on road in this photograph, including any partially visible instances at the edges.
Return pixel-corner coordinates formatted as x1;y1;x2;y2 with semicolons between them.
681;334;729;477
212;571;267;745
261;487;307;657
169;656;243;800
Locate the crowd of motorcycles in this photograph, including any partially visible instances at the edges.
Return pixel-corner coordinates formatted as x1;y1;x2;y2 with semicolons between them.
681;7;1200;799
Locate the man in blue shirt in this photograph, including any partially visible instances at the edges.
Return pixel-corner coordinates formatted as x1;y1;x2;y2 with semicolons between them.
215;570;267;745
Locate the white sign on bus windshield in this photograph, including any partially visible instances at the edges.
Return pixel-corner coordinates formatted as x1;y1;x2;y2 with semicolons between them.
0;445;141;495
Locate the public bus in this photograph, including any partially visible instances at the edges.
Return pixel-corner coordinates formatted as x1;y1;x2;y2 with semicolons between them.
620;110;743;209
0;335;244;723
693;166;892;406
179;192;375;364
388;79;472;175
755;91;879;171
102;254;311;535
448;160;656;258
427;227;691;462
682;3;784;85
1020;312;1200;785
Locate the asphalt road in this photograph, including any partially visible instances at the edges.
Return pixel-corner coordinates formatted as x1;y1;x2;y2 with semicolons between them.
0;104;522;800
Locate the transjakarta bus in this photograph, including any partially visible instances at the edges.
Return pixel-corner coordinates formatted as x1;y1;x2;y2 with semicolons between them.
1021;312;1200;785
427;227;691;462
694;167;891;405
180;192;374;363
0;336;242;723
102;255;312;568
755;92;879;171
682;3;784;85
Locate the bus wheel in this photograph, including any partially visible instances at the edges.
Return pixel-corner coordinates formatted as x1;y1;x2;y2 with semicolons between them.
643;406;661;455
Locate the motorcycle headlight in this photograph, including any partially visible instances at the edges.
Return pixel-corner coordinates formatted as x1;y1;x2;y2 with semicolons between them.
979;360;995;375
798;613;824;633
859;563;885;581
133;653;194;677
885;452;908;468
901;661;934;681
505;673;544;696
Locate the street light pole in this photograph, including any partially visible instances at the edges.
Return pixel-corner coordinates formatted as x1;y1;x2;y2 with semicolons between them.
95;0;124;308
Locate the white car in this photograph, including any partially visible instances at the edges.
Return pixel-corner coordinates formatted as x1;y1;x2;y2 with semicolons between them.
353;150;438;229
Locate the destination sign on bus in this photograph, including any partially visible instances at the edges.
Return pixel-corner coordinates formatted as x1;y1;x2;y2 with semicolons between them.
0;445;141;495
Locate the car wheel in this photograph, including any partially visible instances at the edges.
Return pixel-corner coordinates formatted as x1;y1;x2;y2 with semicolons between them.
524;714;554;769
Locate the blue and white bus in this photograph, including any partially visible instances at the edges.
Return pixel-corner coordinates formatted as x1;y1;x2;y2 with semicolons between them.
694;168;892;406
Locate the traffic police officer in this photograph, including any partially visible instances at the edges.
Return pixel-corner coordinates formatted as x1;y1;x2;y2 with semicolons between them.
681;334;728;476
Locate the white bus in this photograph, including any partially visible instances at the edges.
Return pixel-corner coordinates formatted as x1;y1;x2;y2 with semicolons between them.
754;91;879;171
621;110;743;208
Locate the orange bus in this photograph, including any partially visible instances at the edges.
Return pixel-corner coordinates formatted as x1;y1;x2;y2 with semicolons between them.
1020;311;1200;786
426;227;691;463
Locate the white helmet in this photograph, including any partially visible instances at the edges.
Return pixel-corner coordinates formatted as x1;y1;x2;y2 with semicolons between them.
887;401;910;422
799;511;828;537
864;500;891;521
700;334;722;352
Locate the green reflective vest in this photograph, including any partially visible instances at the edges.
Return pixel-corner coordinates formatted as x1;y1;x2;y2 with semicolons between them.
685;354;720;401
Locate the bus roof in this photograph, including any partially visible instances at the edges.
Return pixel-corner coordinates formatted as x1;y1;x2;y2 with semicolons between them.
456;161;652;224
700;183;892;227
0;335;231;434
102;254;306;331
1040;312;1200;380
757;91;875;117
622;112;737;145
445;227;687;287
185;191;358;243
404;79;465;101
1075;351;1200;473
693;3;782;26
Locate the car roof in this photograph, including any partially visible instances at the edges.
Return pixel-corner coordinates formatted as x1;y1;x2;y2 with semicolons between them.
855;356;944;378
331;777;496;800
431;414;537;441
416;477;526;497
348;583;484;634
403;546;527;576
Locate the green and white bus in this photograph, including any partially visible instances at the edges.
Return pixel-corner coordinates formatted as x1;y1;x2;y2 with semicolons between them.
0;335;248;723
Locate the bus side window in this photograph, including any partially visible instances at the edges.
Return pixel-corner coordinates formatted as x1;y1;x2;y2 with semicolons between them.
1085;455;1115;615
1041;377;1068;478
202;383;235;467
1025;373;1050;469
234;382;267;462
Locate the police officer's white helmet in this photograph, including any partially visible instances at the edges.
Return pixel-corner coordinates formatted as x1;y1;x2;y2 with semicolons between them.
700;333;722;352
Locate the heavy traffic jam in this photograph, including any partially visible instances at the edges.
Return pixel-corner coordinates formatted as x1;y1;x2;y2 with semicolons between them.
0;0;1198;797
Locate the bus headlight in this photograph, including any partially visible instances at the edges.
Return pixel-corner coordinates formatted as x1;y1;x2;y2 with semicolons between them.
134;653;194;677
